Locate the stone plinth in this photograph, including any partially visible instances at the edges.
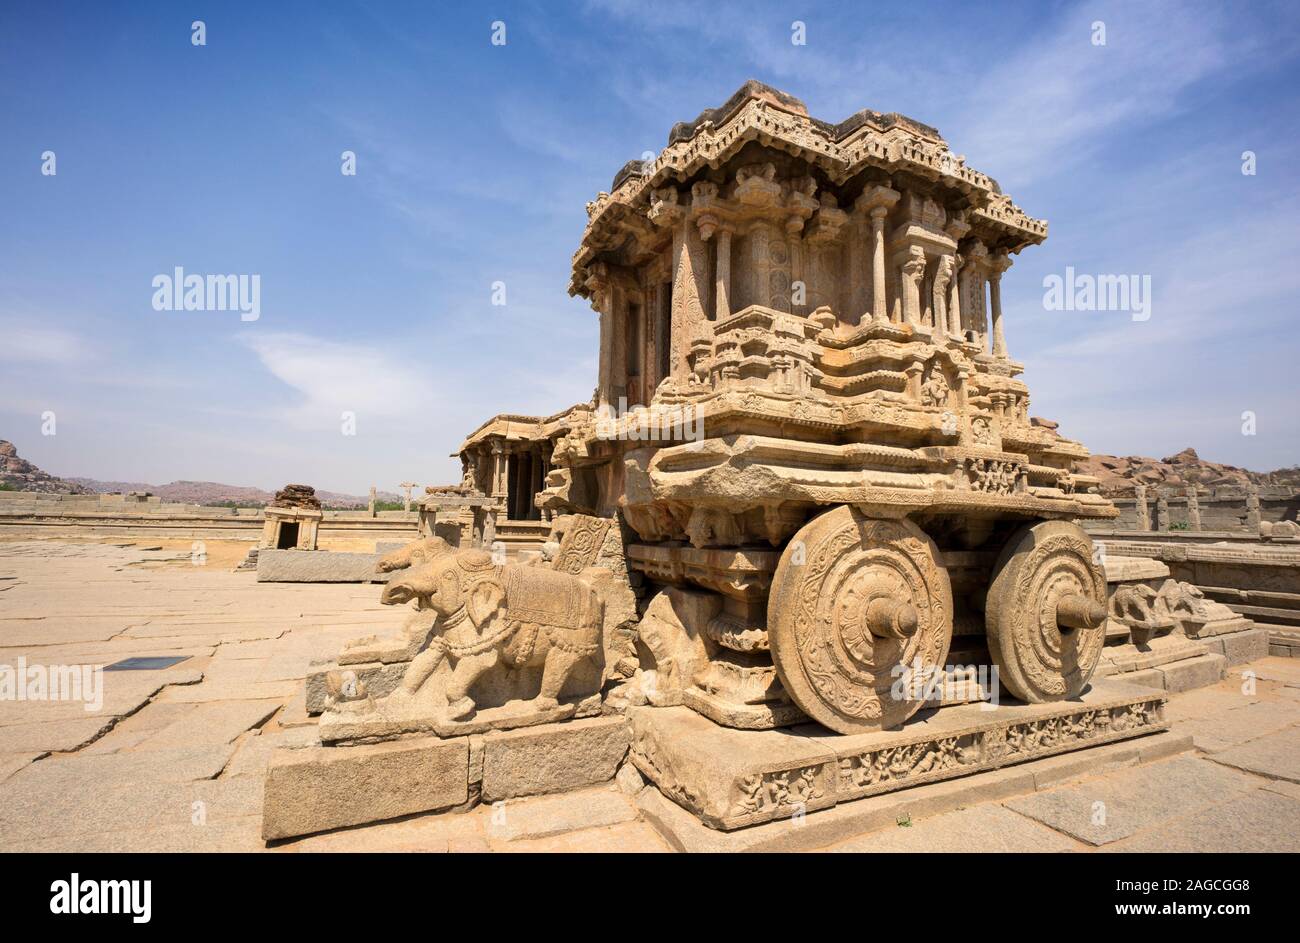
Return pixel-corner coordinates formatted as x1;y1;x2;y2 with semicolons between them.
262;736;469;840
255;549;383;583
628;678;1167;831
261;716;631;840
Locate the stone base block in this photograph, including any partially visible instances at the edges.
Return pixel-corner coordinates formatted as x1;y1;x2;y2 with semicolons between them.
305;660;406;715
481;715;630;801
262;736;469;840
1200;627;1269;666
636;729;1194;851
260;716;631;840
1098;635;1209;676
319;693;603;743
1154;652;1227;692
1270;627;1300;657
256;549;384;583
629;678;1168;831
1188;616;1256;639
682;687;807;730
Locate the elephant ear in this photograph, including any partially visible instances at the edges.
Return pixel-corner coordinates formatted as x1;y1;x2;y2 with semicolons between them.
466;578;506;629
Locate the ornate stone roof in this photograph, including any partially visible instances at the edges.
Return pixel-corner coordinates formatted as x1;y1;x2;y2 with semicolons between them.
571;81;1046;300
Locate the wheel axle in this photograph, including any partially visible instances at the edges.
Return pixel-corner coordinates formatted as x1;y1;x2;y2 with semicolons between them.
866;598;919;639
1055;594;1108;631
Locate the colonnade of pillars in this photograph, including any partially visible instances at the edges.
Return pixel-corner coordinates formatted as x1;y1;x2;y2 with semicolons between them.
591;200;1019;409
481;442;548;521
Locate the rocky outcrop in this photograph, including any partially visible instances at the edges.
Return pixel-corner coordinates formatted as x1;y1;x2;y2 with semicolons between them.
1076;446;1300;496
0;440;91;494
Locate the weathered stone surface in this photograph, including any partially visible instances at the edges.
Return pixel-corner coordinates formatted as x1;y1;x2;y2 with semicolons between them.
485;786;636;841
0;752;43;782
495;819;668;853
1105;788;1300;852
224;726;321;777
256;549;382;583
1176;699;1299;752
481;716;630;801
1154;652;1226;692
614;762;645;795
1103;556;1169;582
304;660;406;714
1209;726;1300;783
1006;756;1259;846
261;737;469;840
636;762;1040;852
630;679;1167;830
1207;627;1270;666
134;698;281;750
0;716;114;753
830;803;1079;853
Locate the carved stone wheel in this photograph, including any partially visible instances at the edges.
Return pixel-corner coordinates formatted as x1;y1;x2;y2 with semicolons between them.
985;520;1109;703
768;506;953;734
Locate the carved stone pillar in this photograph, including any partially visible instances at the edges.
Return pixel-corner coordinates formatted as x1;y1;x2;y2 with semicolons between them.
491;441;506;498
854;186;898;322
870;208;888;322
901;246;926;327
610;288;627;406
715;227;732;321
1246;483;1261;530
989;252;1011;359
1155;491;1170;532
531;448;544;520
1187;485;1202;532
1134;483;1151;531
932;254;955;340
948;253;963;340
586;263;613;408
671;222;709;378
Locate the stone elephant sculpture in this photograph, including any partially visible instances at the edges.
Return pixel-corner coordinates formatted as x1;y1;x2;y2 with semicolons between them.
380;549;604;721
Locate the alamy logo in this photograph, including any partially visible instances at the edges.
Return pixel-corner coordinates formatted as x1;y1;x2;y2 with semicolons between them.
1042;267;1151;322
50;874;151;923
593;398;705;444
0;658;103;712
151;267;260;321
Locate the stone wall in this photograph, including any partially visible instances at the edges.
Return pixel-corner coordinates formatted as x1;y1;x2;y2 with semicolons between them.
0;490;421;541
1101;487;1297;533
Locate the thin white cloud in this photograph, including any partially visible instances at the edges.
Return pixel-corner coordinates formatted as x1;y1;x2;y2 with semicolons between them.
950;0;1253;187
0;319;91;365
238;331;437;428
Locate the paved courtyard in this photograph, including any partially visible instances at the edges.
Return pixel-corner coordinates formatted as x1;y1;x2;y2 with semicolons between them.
1;537;1297;853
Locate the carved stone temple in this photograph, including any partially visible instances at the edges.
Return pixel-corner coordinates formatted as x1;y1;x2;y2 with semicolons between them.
265;82;1197;841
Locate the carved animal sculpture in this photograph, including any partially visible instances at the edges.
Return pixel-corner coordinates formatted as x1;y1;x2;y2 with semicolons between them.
375;535;452;574
1111;583;1158;624
380;549;604;721
1157;579;1210;620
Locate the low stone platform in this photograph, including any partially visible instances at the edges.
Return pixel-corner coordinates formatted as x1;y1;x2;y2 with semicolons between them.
261;714;630;840
628;678;1168;831
318;693;604;742
635;729;1194;852
1270;626;1300;657
256;549;384;583
1098;628;1269;691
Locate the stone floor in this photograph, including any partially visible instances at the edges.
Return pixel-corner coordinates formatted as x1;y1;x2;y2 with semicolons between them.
1;536;1297;853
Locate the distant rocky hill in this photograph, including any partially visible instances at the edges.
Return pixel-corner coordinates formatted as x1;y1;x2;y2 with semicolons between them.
1076;447;1300;496
0;440;92;494
1;437;400;509
64;478;401;510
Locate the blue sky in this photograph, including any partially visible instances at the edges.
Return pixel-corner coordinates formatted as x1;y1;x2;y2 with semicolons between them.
2;0;1299;494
